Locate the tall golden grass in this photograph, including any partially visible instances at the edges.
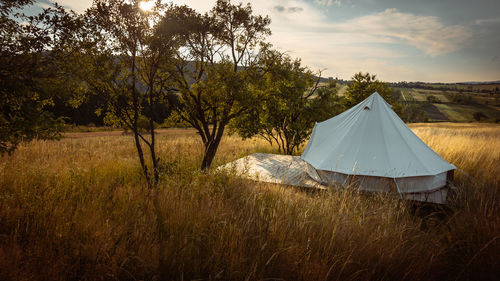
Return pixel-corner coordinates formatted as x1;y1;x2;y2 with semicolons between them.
0;124;498;280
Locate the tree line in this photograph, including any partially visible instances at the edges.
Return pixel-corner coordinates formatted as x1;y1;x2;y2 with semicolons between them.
1;0;406;186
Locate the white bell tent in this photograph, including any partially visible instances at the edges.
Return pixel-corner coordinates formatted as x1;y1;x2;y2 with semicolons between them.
301;92;456;204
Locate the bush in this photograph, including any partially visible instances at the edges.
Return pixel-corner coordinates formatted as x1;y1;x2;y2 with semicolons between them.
473;111;487;121
426;95;441;103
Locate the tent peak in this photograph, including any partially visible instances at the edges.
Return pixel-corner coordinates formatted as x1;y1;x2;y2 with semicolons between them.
368;92;381;99
368;91;393;108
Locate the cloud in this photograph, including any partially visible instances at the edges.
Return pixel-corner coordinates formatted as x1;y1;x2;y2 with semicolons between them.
269;29;412;80
37;2;52;9
314;0;342;6
276;8;471;57
288;7;304;13
265;4;471;57
274;5;286;12
475;18;500;25
274;5;304;13
342;8;472;56
262;3;477;81
54;0;93;13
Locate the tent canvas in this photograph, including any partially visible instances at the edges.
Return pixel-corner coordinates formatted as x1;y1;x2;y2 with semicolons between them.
218;153;326;190
301;92;456;204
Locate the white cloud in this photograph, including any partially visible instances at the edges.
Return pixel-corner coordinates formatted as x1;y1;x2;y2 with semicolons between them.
271;7;471;57
269;29;412;80
475;18;500;25
333;8;472;57
55;0;93;13
314;0;342;6
264;4;475;81
37;2;52;9
274;5;304;13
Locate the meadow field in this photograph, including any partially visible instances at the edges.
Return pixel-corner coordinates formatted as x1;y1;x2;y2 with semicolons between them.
0;123;499;280
396;87;500;122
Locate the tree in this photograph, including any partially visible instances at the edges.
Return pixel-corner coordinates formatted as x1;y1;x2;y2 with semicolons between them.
70;0;181;186
345;72;398;106
0;0;76;154
473;111;486;121
230;50;343;155
170;0;271;170
426;95;441;103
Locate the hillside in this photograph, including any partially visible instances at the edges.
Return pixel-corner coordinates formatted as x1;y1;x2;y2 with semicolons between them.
396;83;500;122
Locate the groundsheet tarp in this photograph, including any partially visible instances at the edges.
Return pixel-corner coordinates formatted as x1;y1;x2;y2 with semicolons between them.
219;153;326;190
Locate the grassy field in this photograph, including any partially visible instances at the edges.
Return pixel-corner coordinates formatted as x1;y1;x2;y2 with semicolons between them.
401;88;451;103
397;82;500;92
397;88;500;122
0;124;499;280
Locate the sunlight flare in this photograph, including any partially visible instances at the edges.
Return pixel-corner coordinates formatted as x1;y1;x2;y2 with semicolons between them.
139;1;154;12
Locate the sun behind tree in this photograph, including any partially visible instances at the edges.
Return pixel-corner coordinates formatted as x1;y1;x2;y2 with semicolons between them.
138;0;154;12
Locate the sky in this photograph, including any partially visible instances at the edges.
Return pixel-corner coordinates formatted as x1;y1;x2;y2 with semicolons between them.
32;0;500;83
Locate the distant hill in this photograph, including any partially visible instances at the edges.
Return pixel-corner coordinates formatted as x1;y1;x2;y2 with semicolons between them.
457;81;500;85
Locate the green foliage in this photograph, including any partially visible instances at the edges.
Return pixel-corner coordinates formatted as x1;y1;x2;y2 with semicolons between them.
426;95;441;103
473;111;487;121
345;72;402;115
447;92;469;104
231;50;343;155
401;103;429;123
0;0;77;154
162;111;191;128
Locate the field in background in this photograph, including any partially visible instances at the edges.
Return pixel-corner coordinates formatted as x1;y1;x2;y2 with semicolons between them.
0;124;499;280
397;87;500;122
333;81;500;122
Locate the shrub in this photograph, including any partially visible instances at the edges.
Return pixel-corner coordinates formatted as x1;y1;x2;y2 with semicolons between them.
426;95;441;103
473;111;487;121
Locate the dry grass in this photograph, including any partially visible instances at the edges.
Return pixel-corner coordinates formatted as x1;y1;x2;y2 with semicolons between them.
0;123;499;280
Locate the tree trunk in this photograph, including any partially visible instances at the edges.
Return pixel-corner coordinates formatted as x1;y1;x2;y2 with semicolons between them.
201;141;218;171
130;42;152;186
200;124;226;171
284;134;295;155
133;131;151;186
149;117;159;185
